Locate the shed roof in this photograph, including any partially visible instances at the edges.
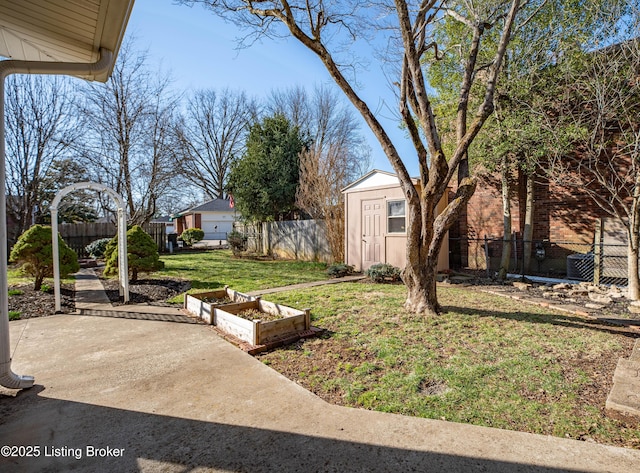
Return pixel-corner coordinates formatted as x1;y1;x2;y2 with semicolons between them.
0;0;135;81
342;169;418;193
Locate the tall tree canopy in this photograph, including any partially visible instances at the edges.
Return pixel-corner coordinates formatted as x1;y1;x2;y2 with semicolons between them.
543;7;640;298
4;75;78;243
180;0;526;315
177;88;257;199
429;0;624;277
269;85;371;261
227;113;307;221
77;40;182;225
38;158;98;224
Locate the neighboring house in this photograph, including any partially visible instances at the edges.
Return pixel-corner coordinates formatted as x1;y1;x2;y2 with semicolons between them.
342;170;449;272
171;198;236;240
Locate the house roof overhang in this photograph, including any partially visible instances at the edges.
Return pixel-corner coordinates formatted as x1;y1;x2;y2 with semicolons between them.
0;0;135;82
0;0;136;390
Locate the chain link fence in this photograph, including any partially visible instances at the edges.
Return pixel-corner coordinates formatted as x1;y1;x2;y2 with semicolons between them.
451;236;630;286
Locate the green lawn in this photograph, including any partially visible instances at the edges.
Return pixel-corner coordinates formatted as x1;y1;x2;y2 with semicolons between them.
160;249;328;295
258;282;640;449
8;267;75;287
7;267;27;286
9;249;636;448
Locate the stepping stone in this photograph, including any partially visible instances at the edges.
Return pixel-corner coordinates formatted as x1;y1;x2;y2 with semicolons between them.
606;340;640;421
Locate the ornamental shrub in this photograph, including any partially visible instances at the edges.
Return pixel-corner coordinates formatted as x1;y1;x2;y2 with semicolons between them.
365;263;401;283
10;225;79;290
85;237;112;258
227;230;247;255
327;263;355;278
180;228;205;246
103;225;164;282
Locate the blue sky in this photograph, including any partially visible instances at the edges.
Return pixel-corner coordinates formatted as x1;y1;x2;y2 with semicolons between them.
126;0;416;175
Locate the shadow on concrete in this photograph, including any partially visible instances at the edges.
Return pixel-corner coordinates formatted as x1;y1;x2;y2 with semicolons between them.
0;386;582;473
77;308;199;324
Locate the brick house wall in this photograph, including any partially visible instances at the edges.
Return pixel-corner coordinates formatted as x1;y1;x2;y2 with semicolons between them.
456;169;612;271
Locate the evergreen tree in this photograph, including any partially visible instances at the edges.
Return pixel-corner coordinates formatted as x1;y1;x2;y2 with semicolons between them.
103;225;164;282
10;225;79;290
227;113;307;221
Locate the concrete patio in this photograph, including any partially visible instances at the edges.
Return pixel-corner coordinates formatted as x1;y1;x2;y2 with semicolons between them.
1;272;639;472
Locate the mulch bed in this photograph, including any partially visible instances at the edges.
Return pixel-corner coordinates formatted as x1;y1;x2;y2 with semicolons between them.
7;283;75;319
99;276;191;306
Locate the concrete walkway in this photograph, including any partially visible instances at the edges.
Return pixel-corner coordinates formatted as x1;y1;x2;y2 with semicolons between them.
1;274;640;472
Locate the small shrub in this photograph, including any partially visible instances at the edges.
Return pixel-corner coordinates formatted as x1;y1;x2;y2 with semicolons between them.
8;311;21;321
327;263;355;278
40;283;52;293
8;289;23;296
85;238;112;259
103;225;165;282
180;228;205;246
10;225;79;291
227;230;247;255
365;263;401;283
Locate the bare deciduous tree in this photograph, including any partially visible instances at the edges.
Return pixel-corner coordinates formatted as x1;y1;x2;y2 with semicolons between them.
547;14;640;298
4;75;78;242
78;40;181;225
270;85;370;262
179;0;523;315
177;88;257;199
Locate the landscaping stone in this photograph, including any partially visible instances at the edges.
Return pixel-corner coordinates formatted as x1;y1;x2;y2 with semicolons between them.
588;292;613;304
568;289;589;297
628;305;640;315
585;303;605;310
552;283;572;291
512;281;531;291
606;350;640;422
588;285;607;294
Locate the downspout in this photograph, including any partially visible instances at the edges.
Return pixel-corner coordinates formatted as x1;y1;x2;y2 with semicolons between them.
0;49;114;389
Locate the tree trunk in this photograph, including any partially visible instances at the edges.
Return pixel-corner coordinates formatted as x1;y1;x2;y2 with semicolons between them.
628;231;640;301
498;156;512;280
402;178;477;315
403;246;440;314
523;174;534;273
34;273;44;291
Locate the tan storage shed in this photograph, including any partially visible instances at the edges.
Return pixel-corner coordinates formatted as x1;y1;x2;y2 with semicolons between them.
342;170;449;272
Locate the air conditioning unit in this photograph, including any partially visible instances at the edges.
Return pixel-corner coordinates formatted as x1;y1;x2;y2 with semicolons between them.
566;253;594;281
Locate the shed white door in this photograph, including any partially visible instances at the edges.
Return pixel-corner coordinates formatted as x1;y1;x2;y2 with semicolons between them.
362;199;384;270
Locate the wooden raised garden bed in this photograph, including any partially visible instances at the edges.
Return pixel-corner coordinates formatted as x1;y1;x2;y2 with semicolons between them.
215;299;311;346
184;286;255;325
184;286;311;347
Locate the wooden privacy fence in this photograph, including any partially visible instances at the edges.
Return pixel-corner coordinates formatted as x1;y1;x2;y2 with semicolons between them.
233;220;331;263
59;222;166;258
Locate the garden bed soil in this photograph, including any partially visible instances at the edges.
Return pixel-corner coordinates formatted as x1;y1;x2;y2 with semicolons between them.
7;273;189;320
201;296;232;304
100;277;191;306
235;307;283;322
7;283;75;319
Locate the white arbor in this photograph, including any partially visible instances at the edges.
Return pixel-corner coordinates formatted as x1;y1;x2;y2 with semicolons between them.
51;182;129;312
